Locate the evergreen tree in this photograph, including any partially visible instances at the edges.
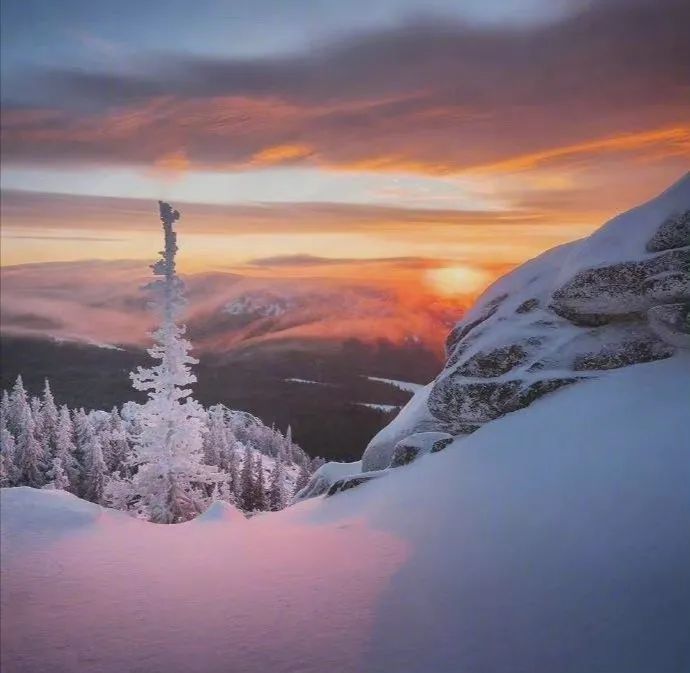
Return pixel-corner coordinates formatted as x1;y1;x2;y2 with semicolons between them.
41;379;59;455
55;406;80;492
127;201;219;523
227;446;241;498
71;408;91;493
82;423;107;504
0;417;18;487
268;457;287;511
7;375;29;437
252;454;267;511
104;408;130;475
203;405;227;468
0;389;10;425
239;445;255;511
15;406;44;487
46;457;70;491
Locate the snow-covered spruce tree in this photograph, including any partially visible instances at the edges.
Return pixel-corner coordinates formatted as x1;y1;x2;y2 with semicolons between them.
239;445;255;511
82;422;107;504
0;416;18;487
103;407;130;475
203;405;228;469
268;457;288;511
41;380;59;455
55;405;80;492
126;201;220;523
15;405;45;487
45;457;70;491
252;454;267;511
7;376;29;437
227;445;241;497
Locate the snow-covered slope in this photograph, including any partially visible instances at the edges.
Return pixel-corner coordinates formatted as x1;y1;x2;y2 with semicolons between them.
2;355;689;673
362;173;690;470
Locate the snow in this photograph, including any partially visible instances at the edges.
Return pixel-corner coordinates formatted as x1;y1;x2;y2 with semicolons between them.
554;170;690;278
361;382;441;471
284;377;332;386
224;293;291;317
366;376;424;393
4;355;688;673
190;500;247;524
293;459;362;501
355;402;399;412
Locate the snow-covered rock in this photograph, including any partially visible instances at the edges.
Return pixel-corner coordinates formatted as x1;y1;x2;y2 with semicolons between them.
293;460;362;501
361;173;690;471
389;431;453;468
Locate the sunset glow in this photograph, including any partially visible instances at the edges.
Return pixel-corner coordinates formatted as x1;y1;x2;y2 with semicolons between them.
1;0;688;342
425;266;493;296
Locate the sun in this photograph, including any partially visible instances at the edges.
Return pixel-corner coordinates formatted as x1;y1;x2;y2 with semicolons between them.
425;265;492;297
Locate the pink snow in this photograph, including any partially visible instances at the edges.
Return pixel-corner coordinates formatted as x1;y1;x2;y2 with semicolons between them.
2;355;689;673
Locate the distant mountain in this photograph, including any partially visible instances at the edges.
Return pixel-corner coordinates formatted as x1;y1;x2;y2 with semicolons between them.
0;264;464;354
0;259;461;460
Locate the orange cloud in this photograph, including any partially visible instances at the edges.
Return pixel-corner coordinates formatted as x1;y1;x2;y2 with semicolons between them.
471;126;690;174
251;143;314;166
152;150;191;178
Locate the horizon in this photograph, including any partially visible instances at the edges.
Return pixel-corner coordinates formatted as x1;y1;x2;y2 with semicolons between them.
2;0;689;328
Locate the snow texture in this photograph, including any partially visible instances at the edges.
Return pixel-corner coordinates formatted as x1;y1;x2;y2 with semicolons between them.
366;376;425;393
2;356;689;673
355;403;399;412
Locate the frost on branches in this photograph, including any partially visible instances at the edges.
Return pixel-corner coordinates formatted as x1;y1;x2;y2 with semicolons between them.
124;202;219;522
0;203;319;521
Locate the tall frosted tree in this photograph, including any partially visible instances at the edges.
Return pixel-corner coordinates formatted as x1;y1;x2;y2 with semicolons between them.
54;406;80;492
128;202;219;523
7;376;28;437
203;405;228;468
105;408;130;475
82;422;107;503
239;445;255;511
252;454;267;512
41;380;59;455
268;457;287;511
15;406;44;487
0;417;18;487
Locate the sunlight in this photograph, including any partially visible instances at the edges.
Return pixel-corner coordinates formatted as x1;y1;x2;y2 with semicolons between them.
425;265;492;297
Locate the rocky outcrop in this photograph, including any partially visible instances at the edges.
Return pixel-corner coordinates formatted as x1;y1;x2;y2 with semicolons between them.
646;210;690;252
360;173;690;473
428;376;581;433
550;248;689;325
326;472;384;496
648;303;690;349
389;432;454;468
573;331;674;371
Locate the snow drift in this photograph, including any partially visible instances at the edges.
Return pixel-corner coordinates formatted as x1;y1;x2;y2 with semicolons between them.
2;356;689;673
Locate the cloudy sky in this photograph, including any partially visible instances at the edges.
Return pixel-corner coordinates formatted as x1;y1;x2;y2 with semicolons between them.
1;0;688;300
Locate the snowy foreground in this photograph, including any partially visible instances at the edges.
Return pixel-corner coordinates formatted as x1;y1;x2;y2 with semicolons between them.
2;356;690;673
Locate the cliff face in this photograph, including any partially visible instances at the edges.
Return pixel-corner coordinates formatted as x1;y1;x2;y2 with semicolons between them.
362;174;690;472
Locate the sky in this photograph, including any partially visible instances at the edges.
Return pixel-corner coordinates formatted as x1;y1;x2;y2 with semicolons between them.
1;0;689;305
